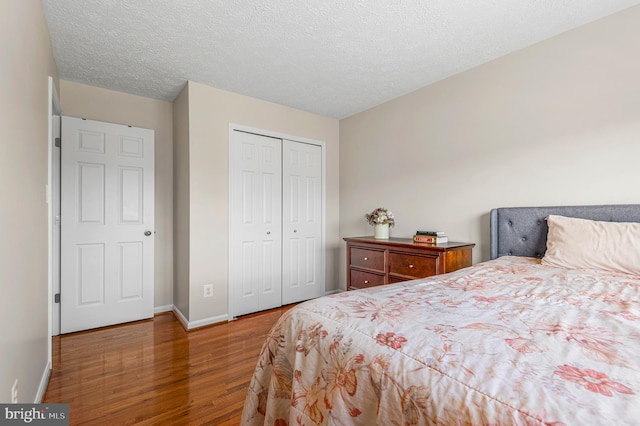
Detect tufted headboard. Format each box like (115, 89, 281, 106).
(490, 204, 640, 260)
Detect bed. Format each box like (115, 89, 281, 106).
(242, 205, 640, 425)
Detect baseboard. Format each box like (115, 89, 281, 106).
(172, 306, 189, 330)
(172, 306, 228, 330)
(187, 314, 229, 329)
(325, 289, 343, 296)
(154, 304, 173, 314)
(35, 361, 51, 403)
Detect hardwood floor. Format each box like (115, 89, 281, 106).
(43, 307, 292, 425)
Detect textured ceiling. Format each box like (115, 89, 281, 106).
(42, 0, 640, 119)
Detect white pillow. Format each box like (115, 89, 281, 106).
(541, 214, 640, 276)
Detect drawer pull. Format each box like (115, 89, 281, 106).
(364, 280, 369, 284)
(408, 264, 414, 269)
(363, 257, 368, 261)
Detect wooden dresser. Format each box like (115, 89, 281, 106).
(344, 237, 475, 291)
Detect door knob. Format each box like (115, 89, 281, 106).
(144, 230, 152, 236)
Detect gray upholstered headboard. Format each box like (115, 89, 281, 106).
(490, 204, 640, 259)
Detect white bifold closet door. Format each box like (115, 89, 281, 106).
(229, 130, 323, 317)
(229, 132, 283, 317)
(281, 139, 323, 305)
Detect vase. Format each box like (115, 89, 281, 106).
(374, 223, 390, 239)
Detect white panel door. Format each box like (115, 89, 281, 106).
(282, 140, 324, 304)
(229, 131, 282, 317)
(61, 116, 154, 333)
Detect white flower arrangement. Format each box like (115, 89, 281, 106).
(365, 208, 395, 227)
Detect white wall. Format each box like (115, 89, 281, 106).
(59, 80, 174, 310)
(340, 5, 640, 286)
(0, 0, 59, 403)
(172, 84, 190, 318)
(181, 81, 340, 323)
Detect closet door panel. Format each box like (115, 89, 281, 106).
(229, 131, 282, 316)
(282, 140, 324, 304)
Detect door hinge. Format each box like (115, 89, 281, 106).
(54, 293, 61, 303)
(55, 137, 61, 148)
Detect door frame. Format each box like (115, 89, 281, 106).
(47, 76, 61, 354)
(227, 124, 326, 318)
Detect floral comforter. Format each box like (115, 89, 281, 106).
(241, 257, 640, 425)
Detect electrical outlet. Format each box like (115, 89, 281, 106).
(11, 379, 18, 403)
(203, 284, 214, 298)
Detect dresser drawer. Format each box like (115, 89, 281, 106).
(350, 247, 385, 272)
(389, 252, 438, 278)
(349, 269, 385, 290)
(388, 276, 408, 284)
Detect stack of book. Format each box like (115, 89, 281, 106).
(413, 230, 448, 244)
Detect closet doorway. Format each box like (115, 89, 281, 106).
(228, 126, 325, 317)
